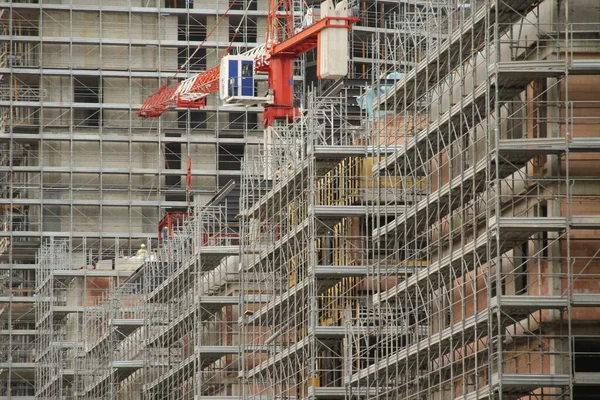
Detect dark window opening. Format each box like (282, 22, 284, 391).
(228, 112, 257, 131)
(217, 143, 244, 221)
(515, 242, 528, 295)
(164, 134, 185, 203)
(573, 386, 598, 399)
(74, 76, 100, 103)
(491, 277, 498, 298)
(178, 111, 208, 130)
(540, 203, 549, 258)
(73, 76, 102, 127)
(218, 143, 244, 172)
(574, 338, 600, 373)
(230, 0, 257, 11)
(76, 110, 102, 127)
(178, 15, 206, 41)
(229, 16, 257, 43)
(177, 47, 206, 71)
(164, 142, 182, 170)
(165, 0, 192, 8)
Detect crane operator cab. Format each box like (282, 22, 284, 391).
(220, 55, 273, 106)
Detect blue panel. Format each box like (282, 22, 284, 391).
(228, 59, 238, 97)
(241, 60, 254, 97)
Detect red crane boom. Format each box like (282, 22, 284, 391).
(137, 1, 358, 127)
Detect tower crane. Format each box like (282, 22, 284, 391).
(137, 0, 358, 127)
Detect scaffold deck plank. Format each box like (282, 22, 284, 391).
(0, 362, 35, 370)
(52, 269, 135, 278)
(111, 360, 145, 382)
(313, 264, 418, 278)
(454, 373, 571, 399)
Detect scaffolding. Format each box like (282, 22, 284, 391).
(32, 203, 240, 399)
(0, 0, 270, 396)
(239, 1, 600, 399)
(4, 0, 600, 398)
(1, 1, 415, 396)
(142, 204, 241, 399)
(78, 280, 148, 399)
(34, 239, 139, 399)
(359, 0, 600, 398)
(71, 202, 242, 399)
(240, 89, 377, 399)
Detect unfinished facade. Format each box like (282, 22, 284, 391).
(240, 0, 600, 399)
(362, 0, 600, 398)
(2, 0, 600, 398)
(35, 240, 138, 399)
(74, 203, 242, 399)
(0, 0, 268, 396)
(1, 1, 406, 397)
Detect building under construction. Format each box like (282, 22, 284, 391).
(1, 0, 600, 399)
(0, 0, 270, 396)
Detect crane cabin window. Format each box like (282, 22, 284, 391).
(242, 62, 253, 78)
